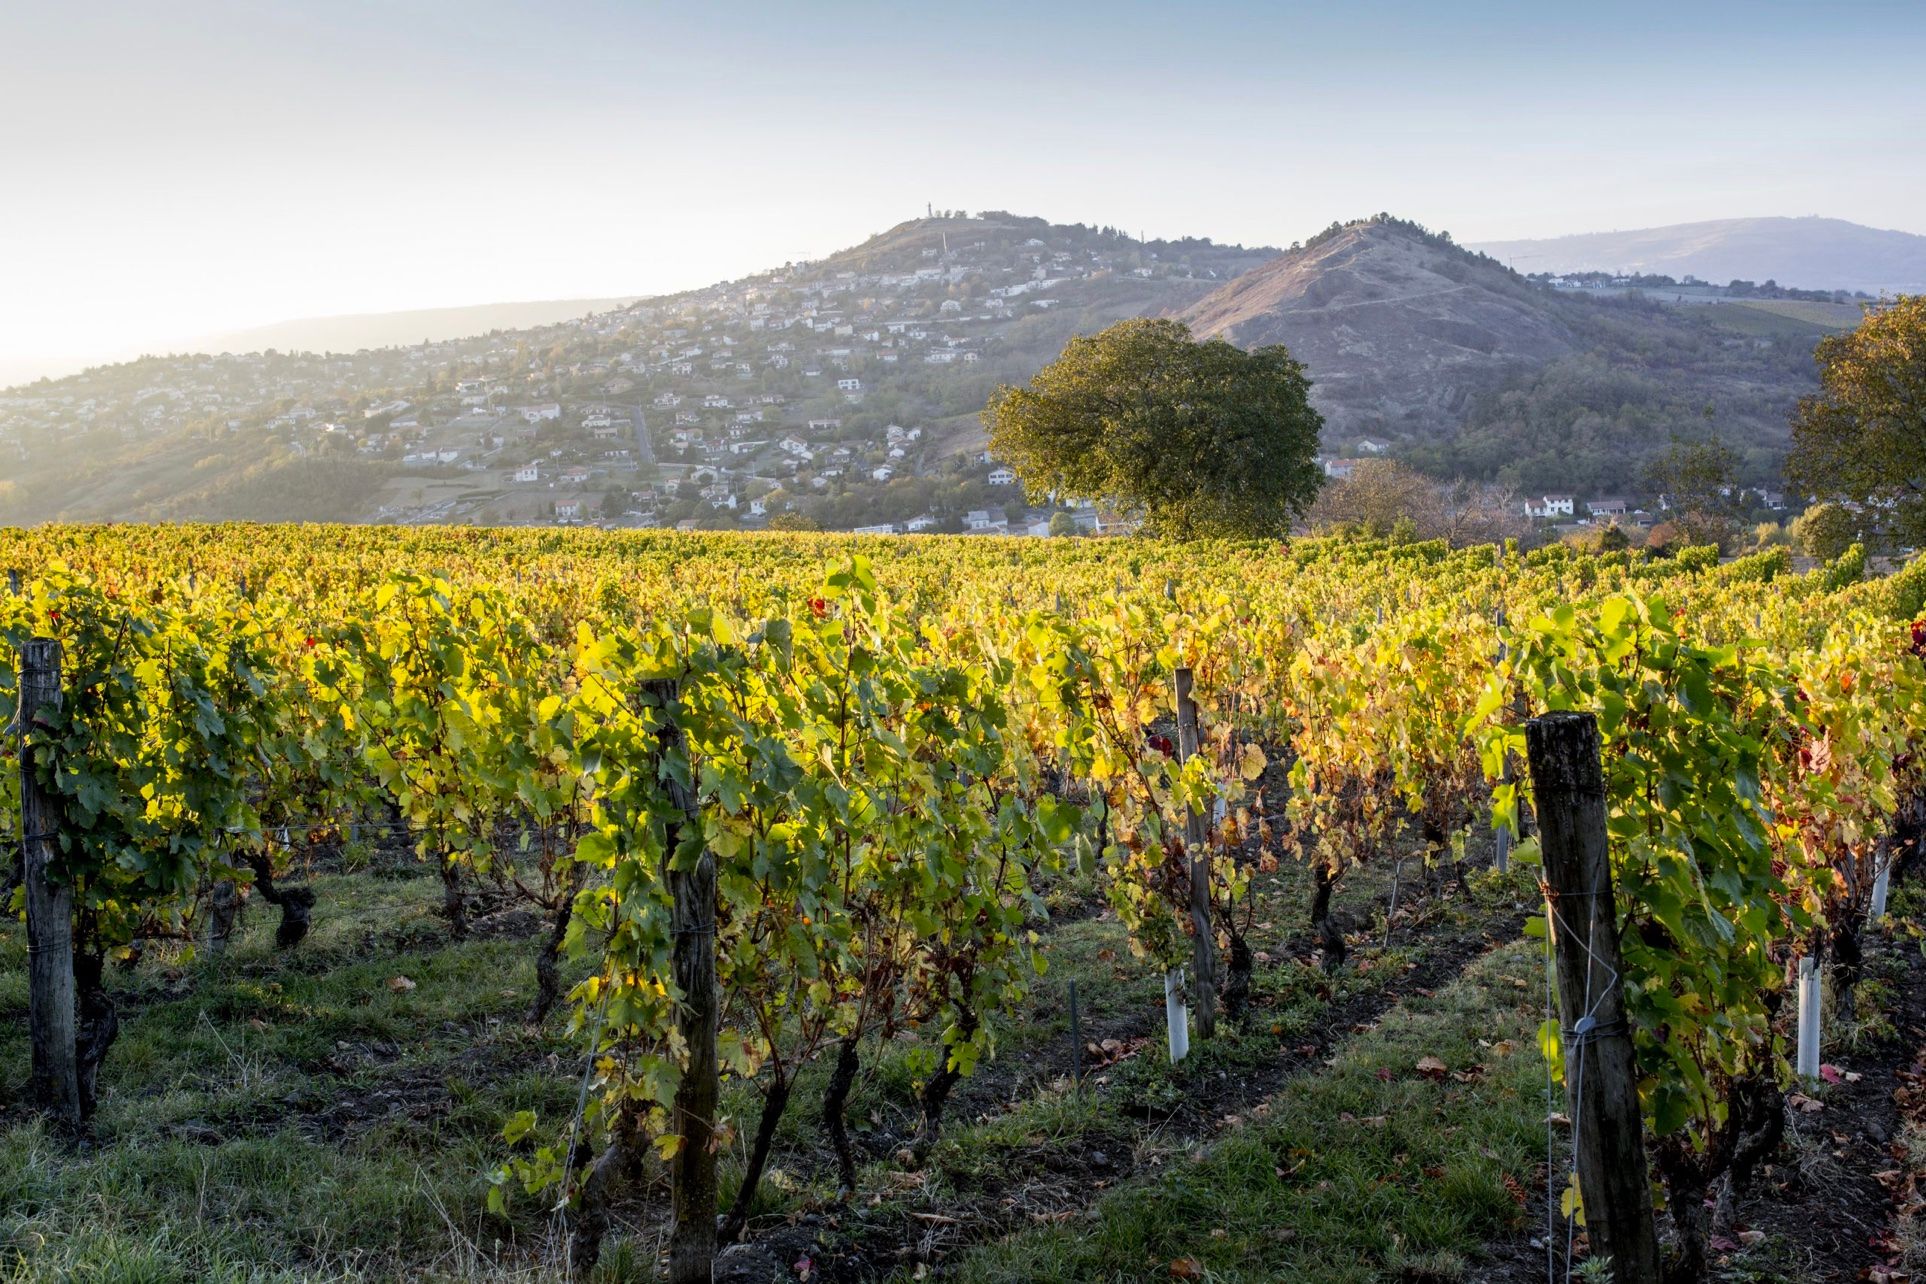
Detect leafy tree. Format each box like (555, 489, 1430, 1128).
(1790, 501, 1857, 561)
(1646, 439, 1740, 550)
(1309, 458, 1523, 547)
(1787, 296, 1926, 546)
(1047, 510, 1077, 538)
(982, 318, 1323, 539)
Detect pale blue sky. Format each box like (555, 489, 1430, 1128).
(3, 0, 1922, 375)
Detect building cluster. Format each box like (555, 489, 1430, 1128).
(3, 216, 1259, 532)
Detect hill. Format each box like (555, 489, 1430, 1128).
(0, 214, 1275, 529)
(1177, 218, 1578, 442)
(1178, 216, 1824, 497)
(0, 210, 1869, 528)
(1467, 216, 1926, 295)
(186, 297, 647, 359)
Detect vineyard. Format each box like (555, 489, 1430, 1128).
(3, 523, 1925, 1284)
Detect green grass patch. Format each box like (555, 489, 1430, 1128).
(944, 940, 1549, 1284)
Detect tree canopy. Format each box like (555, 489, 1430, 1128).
(982, 318, 1323, 539)
(1787, 295, 1926, 547)
(1645, 438, 1741, 550)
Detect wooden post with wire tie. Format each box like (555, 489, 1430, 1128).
(20, 637, 82, 1129)
(1526, 710, 1661, 1284)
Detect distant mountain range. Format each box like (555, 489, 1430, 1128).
(1467, 217, 1926, 295)
(186, 297, 647, 359)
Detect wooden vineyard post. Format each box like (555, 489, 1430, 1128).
(1493, 605, 1512, 873)
(1526, 711, 1661, 1284)
(644, 678, 719, 1284)
(1173, 667, 1216, 1041)
(20, 638, 82, 1129)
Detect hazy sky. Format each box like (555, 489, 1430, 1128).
(4, 0, 1923, 379)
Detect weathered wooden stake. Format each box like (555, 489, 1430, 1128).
(644, 678, 719, 1284)
(20, 639, 81, 1128)
(1526, 711, 1661, 1284)
(1173, 667, 1216, 1041)
(1493, 605, 1512, 873)
(1068, 979, 1082, 1094)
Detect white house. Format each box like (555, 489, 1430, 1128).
(510, 463, 540, 484)
(836, 377, 862, 392)
(1585, 497, 1630, 520)
(1524, 494, 1576, 519)
(519, 403, 562, 423)
(987, 467, 1016, 486)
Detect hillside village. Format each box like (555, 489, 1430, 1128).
(0, 214, 1275, 532)
(0, 211, 1863, 537)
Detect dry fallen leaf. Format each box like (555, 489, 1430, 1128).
(1169, 1257, 1206, 1279)
(1415, 1055, 1448, 1079)
(387, 975, 416, 992)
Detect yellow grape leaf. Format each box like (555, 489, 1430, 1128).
(1238, 742, 1267, 782)
(1559, 1173, 1585, 1226)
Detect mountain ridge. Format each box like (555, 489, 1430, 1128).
(1467, 216, 1926, 294)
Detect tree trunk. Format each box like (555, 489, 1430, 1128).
(528, 863, 583, 1025)
(719, 1074, 793, 1243)
(1712, 1076, 1783, 1235)
(569, 1129, 638, 1279)
(243, 849, 314, 950)
(1657, 1147, 1711, 1284)
(911, 1007, 978, 1163)
(1829, 919, 1864, 1024)
(203, 878, 241, 959)
(822, 1035, 863, 1196)
(439, 855, 468, 939)
(1221, 929, 1253, 1022)
(73, 951, 119, 1121)
(1310, 859, 1345, 974)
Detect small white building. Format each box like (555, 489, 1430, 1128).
(1524, 494, 1576, 519)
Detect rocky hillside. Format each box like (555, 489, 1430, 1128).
(1177, 218, 1576, 441)
(1178, 216, 1827, 497)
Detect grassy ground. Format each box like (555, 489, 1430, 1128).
(44, 828, 1918, 1283)
(943, 939, 1549, 1284)
(10, 842, 1911, 1282)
